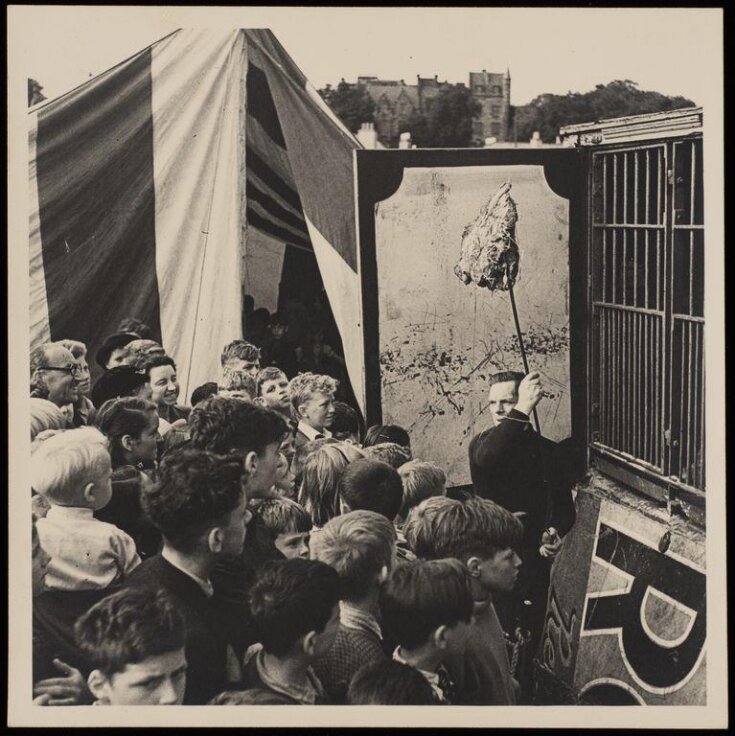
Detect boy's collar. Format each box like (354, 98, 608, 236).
(297, 420, 332, 441)
(161, 547, 214, 597)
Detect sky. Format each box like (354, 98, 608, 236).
(12, 6, 721, 107)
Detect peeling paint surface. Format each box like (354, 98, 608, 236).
(375, 165, 571, 485)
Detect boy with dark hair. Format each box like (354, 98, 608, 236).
(124, 447, 250, 704)
(188, 396, 287, 500)
(91, 365, 152, 409)
(190, 381, 219, 407)
(255, 498, 312, 560)
(310, 511, 395, 702)
(363, 423, 411, 451)
(241, 558, 341, 704)
(379, 558, 475, 703)
(338, 459, 403, 521)
(362, 442, 411, 469)
(347, 660, 436, 705)
(74, 588, 187, 705)
(189, 396, 290, 620)
(221, 339, 261, 377)
(329, 401, 362, 445)
(419, 495, 523, 704)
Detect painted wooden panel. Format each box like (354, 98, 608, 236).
(373, 164, 571, 485)
(540, 485, 706, 704)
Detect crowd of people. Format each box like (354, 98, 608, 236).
(28, 308, 576, 707)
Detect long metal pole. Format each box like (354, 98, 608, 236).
(508, 282, 542, 435)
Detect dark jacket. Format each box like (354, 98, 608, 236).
(95, 466, 161, 559)
(468, 409, 576, 547)
(124, 555, 233, 704)
(312, 623, 385, 703)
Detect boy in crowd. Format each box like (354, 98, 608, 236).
(241, 558, 341, 704)
(362, 442, 411, 469)
(32, 427, 140, 592)
(402, 496, 461, 560)
(338, 459, 413, 560)
(91, 365, 153, 409)
(420, 496, 523, 704)
(124, 447, 250, 704)
(74, 588, 187, 705)
(255, 498, 312, 560)
(338, 459, 403, 521)
(379, 559, 475, 704)
(188, 397, 289, 626)
(329, 401, 362, 445)
(190, 381, 219, 407)
(310, 511, 395, 702)
(397, 460, 447, 524)
(363, 424, 411, 452)
(347, 660, 436, 705)
(31, 427, 141, 678)
(218, 368, 257, 402)
(221, 339, 261, 378)
(256, 367, 292, 421)
(288, 372, 338, 449)
(95, 332, 140, 371)
(188, 397, 287, 503)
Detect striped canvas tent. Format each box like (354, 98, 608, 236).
(29, 28, 365, 410)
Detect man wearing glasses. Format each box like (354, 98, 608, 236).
(30, 343, 82, 409)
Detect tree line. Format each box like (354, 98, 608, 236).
(318, 79, 694, 147)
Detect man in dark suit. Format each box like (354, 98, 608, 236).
(468, 371, 576, 685)
(124, 447, 251, 704)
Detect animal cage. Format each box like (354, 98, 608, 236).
(562, 109, 705, 514)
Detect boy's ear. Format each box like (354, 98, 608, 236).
(466, 556, 483, 577)
(302, 630, 317, 657)
(297, 403, 309, 419)
(120, 434, 135, 452)
(243, 450, 258, 475)
(377, 565, 389, 584)
(339, 498, 350, 514)
(87, 670, 111, 704)
(207, 526, 224, 554)
(433, 624, 449, 650)
(82, 482, 96, 504)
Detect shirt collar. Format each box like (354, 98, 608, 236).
(392, 647, 444, 701)
(46, 505, 94, 519)
(297, 421, 332, 442)
(161, 547, 214, 598)
(339, 601, 382, 640)
(250, 644, 323, 705)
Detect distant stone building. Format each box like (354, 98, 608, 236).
(468, 69, 512, 145)
(354, 69, 511, 147)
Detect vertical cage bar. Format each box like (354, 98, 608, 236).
(643, 148, 651, 224)
(690, 142, 696, 227)
(689, 230, 695, 316)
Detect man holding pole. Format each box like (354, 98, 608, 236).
(468, 370, 576, 699)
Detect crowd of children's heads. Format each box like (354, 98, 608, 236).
(29, 310, 526, 708)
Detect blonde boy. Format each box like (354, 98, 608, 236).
(288, 372, 338, 449)
(32, 427, 140, 591)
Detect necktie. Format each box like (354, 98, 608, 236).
(436, 665, 456, 704)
